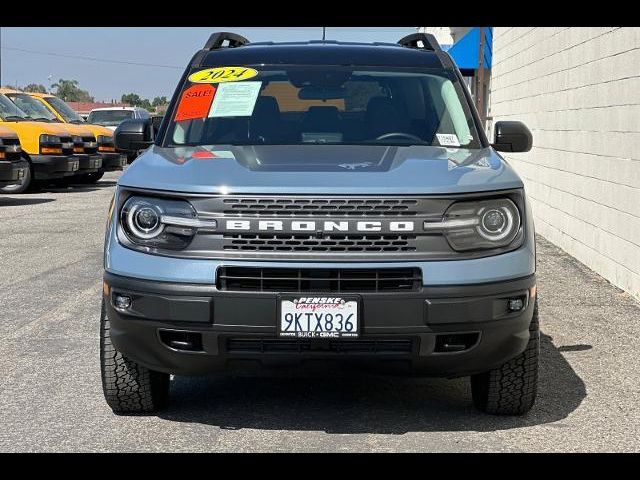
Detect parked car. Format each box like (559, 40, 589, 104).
(102, 32, 537, 415)
(0, 93, 79, 193)
(0, 126, 29, 189)
(29, 93, 128, 181)
(88, 106, 150, 131)
(1, 89, 102, 184)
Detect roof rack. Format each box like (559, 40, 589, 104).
(203, 32, 250, 51)
(397, 33, 442, 52)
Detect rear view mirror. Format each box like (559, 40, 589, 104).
(114, 118, 153, 152)
(493, 121, 533, 153)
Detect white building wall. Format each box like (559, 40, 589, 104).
(489, 27, 640, 300)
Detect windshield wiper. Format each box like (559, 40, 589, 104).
(3, 115, 26, 121)
(69, 120, 85, 124)
(31, 117, 52, 122)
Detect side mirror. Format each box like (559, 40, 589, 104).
(493, 121, 533, 153)
(114, 118, 153, 152)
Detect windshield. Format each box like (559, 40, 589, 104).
(87, 109, 134, 126)
(0, 94, 28, 121)
(165, 66, 481, 148)
(6, 93, 59, 122)
(45, 96, 85, 123)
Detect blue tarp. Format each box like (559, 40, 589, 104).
(445, 27, 492, 70)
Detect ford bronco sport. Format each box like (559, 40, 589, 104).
(102, 32, 538, 415)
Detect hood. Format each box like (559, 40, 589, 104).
(85, 124, 115, 137)
(0, 125, 19, 139)
(118, 144, 523, 195)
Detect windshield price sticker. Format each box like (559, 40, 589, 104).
(188, 67, 258, 84)
(208, 81, 262, 118)
(436, 133, 461, 147)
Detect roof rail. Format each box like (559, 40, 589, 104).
(203, 32, 250, 51)
(397, 33, 441, 52)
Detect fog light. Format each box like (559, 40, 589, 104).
(508, 298, 524, 312)
(114, 294, 132, 310)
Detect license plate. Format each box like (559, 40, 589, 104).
(16, 169, 25, 180)
(279, 296, 359, 338)
(72, 161, 79, 171)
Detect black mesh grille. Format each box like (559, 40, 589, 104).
(222, 197, 419, 216)
(226, 337, 415, 354)
(223, 234, 417, 252)
(217, 267, 422, 292)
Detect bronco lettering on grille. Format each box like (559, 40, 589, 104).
(225, 220, 415, 233)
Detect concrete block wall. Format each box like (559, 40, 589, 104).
(488, 27, 640, 300)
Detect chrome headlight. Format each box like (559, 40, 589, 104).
(97, 135, 116, 152)
(120, 195, 216, 250)
(425, 198, 522, 251)
(39, 134, 61, 145)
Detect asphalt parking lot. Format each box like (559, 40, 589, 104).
(0, 171, 638, 452)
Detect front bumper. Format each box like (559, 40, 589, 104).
(75, 154, 102, 174)
(99, 152, 127, 172)
(30, 155, 79, 179)
(104, 271, 536, 378)
(0, 160, 28, 187)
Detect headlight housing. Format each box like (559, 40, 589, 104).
(39, 134, 62, 154)
(120, 195, 216, 250)
(97, 135, 116, 152)
(425, 198, 522, 251)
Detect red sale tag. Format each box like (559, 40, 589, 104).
(174, 84, 216, 122)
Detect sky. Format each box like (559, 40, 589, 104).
(0, 27, 417, 102)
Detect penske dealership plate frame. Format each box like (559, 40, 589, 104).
(277, 295, 361, 339)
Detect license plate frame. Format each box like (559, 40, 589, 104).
(277, 295, 361, 339)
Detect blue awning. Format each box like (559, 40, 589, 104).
(445, 27, 492, 70)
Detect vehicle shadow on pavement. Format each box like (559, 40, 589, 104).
(158, 332, 587, 433)
(0, 197, 55, 207)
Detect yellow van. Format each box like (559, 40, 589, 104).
(28, 93, 127, 182)
(0, 93, 79, 193)
(0, 126, 29, 190)
(0, 88, 103, 183)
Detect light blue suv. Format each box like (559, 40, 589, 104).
(102, 32, 538, 415)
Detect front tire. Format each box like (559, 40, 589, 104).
(100, 299, 170, 414)
(0, 159, 33, 194)
(471, 299, 539, 415)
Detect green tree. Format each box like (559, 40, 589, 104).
(23, 83, 48, 94)
(51, 79, 93, 102)
(121, 93, 143, 107)
(152, 96, 168, 107)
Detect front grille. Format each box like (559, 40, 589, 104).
(226, 337, 415, 354)
(223, 234, 417, 252)
(82, 136, 98, 154)
(60, 136, 73, 155)
(222, 197, 419, 216)
(217, 267, 422, 292)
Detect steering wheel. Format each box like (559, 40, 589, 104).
(375, 132, 424, 142)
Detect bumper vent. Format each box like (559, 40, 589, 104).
(226, 337, 415, 354)
(223, 233, 416, 252)
(217, 267, 422, 293)
(222, 197, 419, 216)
